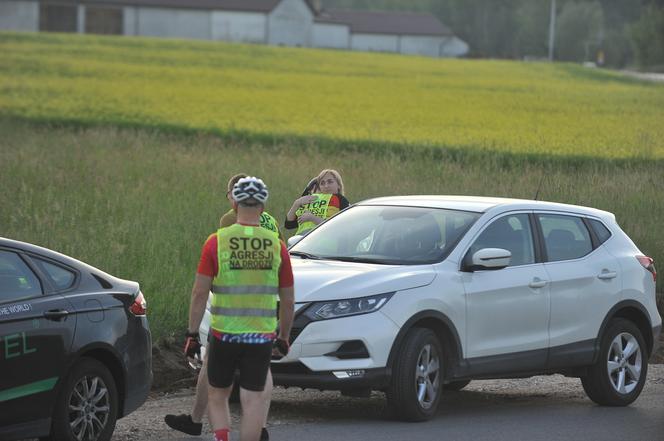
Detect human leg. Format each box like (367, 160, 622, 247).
(207, 338, 242, 437)
(237, 342, 273, 441)
(208, 384, 233, 434)
(260, 370, 273, 439)
(164, 351, 209, 435)
(191, 352, 209, 422)
(239, 388, 264, 441)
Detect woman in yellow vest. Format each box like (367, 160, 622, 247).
(284, 169, 350, 236)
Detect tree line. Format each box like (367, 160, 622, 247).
(324, 0, 664, 70)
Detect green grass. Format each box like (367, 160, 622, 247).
(1, 31, 662, 339)
(1, 120, 662, 340)
(1, 31, 664, 158)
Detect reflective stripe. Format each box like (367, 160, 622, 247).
(210, 307, 275, 317)
(211, 285, 279, 295)
(0, 377, 58, 403)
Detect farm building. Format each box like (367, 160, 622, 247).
(0, 0, 469, 57)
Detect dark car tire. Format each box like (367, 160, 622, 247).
(443, 380, 471, 391)
(386, 328, 443, 422)
(581, 318, 648, 406)
(50, 357, 119, 441)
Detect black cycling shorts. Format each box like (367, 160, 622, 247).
(207, 338, 272, 392)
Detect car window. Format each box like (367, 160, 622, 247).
(292, 205, 481, 265)
(0, 250, 42, 302)
(469, 214, 535, 267)
(538, 214, 593, 262)
(588, 219, 612, 245)
(32, 257, 76, 291)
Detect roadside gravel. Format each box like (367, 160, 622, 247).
(112, 364, 664, 441)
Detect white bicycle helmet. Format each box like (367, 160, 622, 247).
(231, 176, 269, 205)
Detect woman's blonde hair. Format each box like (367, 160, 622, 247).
(315, 169, 344, 195)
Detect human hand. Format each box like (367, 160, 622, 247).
(273, 338, 290, 357)
(183, 332, 201, 359)
(297, 210, 316, 223)
(296, 195, 316, 207)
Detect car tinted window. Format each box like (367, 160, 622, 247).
(32, 257, 76, 291)
(0, 251, 42, 302)
(292, 205, 481, 265)
(469, 214, 535, 267)
(589, 219, 612, 245)
(538, 214, 593, 262)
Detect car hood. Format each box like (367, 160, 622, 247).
(291, 258, 436, 302)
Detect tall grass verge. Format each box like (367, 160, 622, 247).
(1, 120, 662, 340)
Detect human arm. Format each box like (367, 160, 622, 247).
(277, 286, 295, 342)
(297, 211, 324, 225)
(286, 195, 316, 222)
(187, 234, 217, 335)
(187, 274, 212, 335)
(276, 241, 295, 344)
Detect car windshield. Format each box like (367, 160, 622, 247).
(291, 205, 481, 265)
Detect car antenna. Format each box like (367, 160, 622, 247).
(534, 171, 546, 201)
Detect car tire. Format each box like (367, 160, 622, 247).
(581, 318, 648, 406)
(443, 380, 471, 391)
(386, 328, 443, 421)
(50, 357, 118, 441)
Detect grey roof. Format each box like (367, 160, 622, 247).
(42, 0, 282, 12)
(316, 9, 453, 37)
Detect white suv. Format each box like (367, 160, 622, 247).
(202, 196, 661, 421)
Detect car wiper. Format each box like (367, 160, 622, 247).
(290, 251, 322, 260)
(324, 256, 396, 265)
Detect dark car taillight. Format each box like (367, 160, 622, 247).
(130, 291, 147, 316)
(636, 255, 656, 282)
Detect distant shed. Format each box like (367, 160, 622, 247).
(0, 0, 469, 57)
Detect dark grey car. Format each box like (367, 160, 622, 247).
(0, 237, 152, 441)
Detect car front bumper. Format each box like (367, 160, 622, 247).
(271, 364, 391, 391)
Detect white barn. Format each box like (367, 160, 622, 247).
(0, 0, 469, 57)
(314, 9, 468, 57)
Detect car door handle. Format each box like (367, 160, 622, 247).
(529, 278, 548, 289)
(597, 270, 617, 280)
(44, 309, 69, 321)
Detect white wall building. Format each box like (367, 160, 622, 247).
(0, 0, 469, 57)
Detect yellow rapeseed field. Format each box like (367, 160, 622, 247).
(1, 31, 663, 158)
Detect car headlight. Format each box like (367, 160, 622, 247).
(303, 292, 394, 321)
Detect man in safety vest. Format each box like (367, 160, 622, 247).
(184, 177, 295, 441)
(165, 172, 283, 440)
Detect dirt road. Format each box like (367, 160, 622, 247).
(112, 364, 664, 441)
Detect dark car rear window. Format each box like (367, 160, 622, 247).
(32, 257, 76, 291)
(588, 219, 612, 245)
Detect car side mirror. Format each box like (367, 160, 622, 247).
(462, 248, 511, 272)
(287, 235, 304, 248)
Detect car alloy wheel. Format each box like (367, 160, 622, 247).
(68, 375, 111, 441)
(387, 328, 444, 421)
(415, 343, 440, 410)
(51, 358, 118, 441)
(581, 318, 648, 406)
(606, 332, 642, 395)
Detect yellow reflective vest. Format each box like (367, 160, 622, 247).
(295, 193, 334, 236)
(210, 224, 281, 334)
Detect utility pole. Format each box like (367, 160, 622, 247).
(548, 0, 557, 61)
